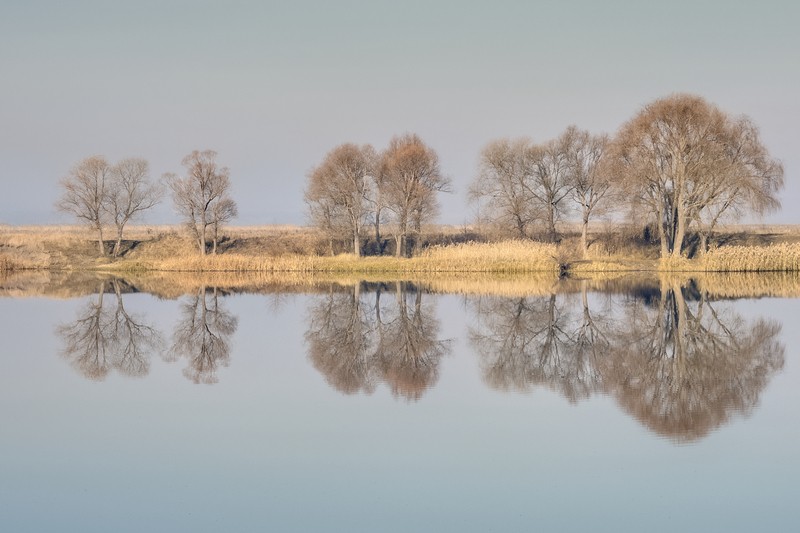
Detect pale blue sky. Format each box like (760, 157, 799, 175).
(1, 0, 797, 225)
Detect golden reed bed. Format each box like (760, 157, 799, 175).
(4, 225, 800, 275)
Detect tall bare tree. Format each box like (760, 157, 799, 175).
(469, 138, 538, 239)
(305, 143, 376, 256)
(56, 156, 111, 255)
(379, 134, 451, 257)
(167, 150, 237, 255)
(528, 134, 574, 242)
(107, 158, 161, 257)
(563, 127, 613, 257)
(607, 94, 783, 258)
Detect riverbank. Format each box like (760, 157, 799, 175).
(3, 224, 800, 275)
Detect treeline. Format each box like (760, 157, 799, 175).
(57, 150, 236, 257)
(309, 93, 784, 259)
(56, 93, 784, 260)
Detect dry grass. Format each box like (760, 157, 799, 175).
(104, 240, 560, 275)
(700, 243, 800, 272)
(7, 223, 800, 275)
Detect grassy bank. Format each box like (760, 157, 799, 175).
(106, 240, 561, 275)
(4, 224, 800, 275)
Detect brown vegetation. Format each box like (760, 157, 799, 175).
(5, 223, 800, 276)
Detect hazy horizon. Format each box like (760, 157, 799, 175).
(1, 0, 797, 226)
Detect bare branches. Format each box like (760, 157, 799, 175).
(167, 150, 237, 255)
(107, 158, 161, 257)
(305, 143, 376, 256)
(57, 156, 160, 257)
(56, 156, 111, 255)
(607, 94, 784, 258)
(380, 134, 451, 257)
(470, 138, 538, 239)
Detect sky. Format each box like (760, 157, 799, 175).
(0, 0, 798, 226)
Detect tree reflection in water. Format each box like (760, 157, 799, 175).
(306, 282, 450, 401)
(469, 279, 785, 441)
(469, 283, 609, 402)
(167, 286, 238, 384)
(57, 280, 162, 380)
(601, 279, 785, 441)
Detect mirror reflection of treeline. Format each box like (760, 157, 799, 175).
(57, 283, 238, 384)
(305, 282, 450, 401)
(54, 277, 786, 440)
(469, 280, 785, 441)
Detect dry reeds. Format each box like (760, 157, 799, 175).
(103, 239, 561, 275)
(700, 243, 800, 272)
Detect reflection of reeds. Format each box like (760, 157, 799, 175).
(696, 271, 800, 299)
(6, 267, 800, 301)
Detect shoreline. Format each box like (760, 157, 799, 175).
(4, 224, 800, 275)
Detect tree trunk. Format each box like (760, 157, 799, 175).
(581, 217, 589, 259)
(199, 219, 207, 256)
(547, 205, 557, 243)
(671, 204, 686, 259)
(97, 226, 105, 256)
(657, 205, 668, 259)
(353, 231, 361, 257)
(395, 233, 404, 258)
(114, 226, 123, 258)
(374, 207, 382, 255)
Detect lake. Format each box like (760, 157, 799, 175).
(1, 273, 798, 532)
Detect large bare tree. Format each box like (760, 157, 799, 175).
(167, 150, 237, 255)
(305, 143, 376, 256)
(56, 156, 111, 255)
(106, 158, 161, 257)
(607, 94, 783, 258)
(379, 134, 451, 257)
(528, 133, 575, 242)
(469, 138, 538, 239)
(563, 127, 613, 257)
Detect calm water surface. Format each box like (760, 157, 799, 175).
(0, 278, 798, 532)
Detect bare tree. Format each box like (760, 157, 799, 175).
(56, 156, 111, 255)
(563, 127, 613, 257)
(167, 150, 237, 255)
(469, 138, 538, 239)
(305, 143, 375, 256)
(470, 131, 578, 243)
(528, 134, 574, 242)
(106, 158, 161, 257)
(607, 94, 783, 258)
(210, 197, 238, 254)
(379, 134, 451, 257)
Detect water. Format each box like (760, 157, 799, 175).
(1, 276, 798, 532)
